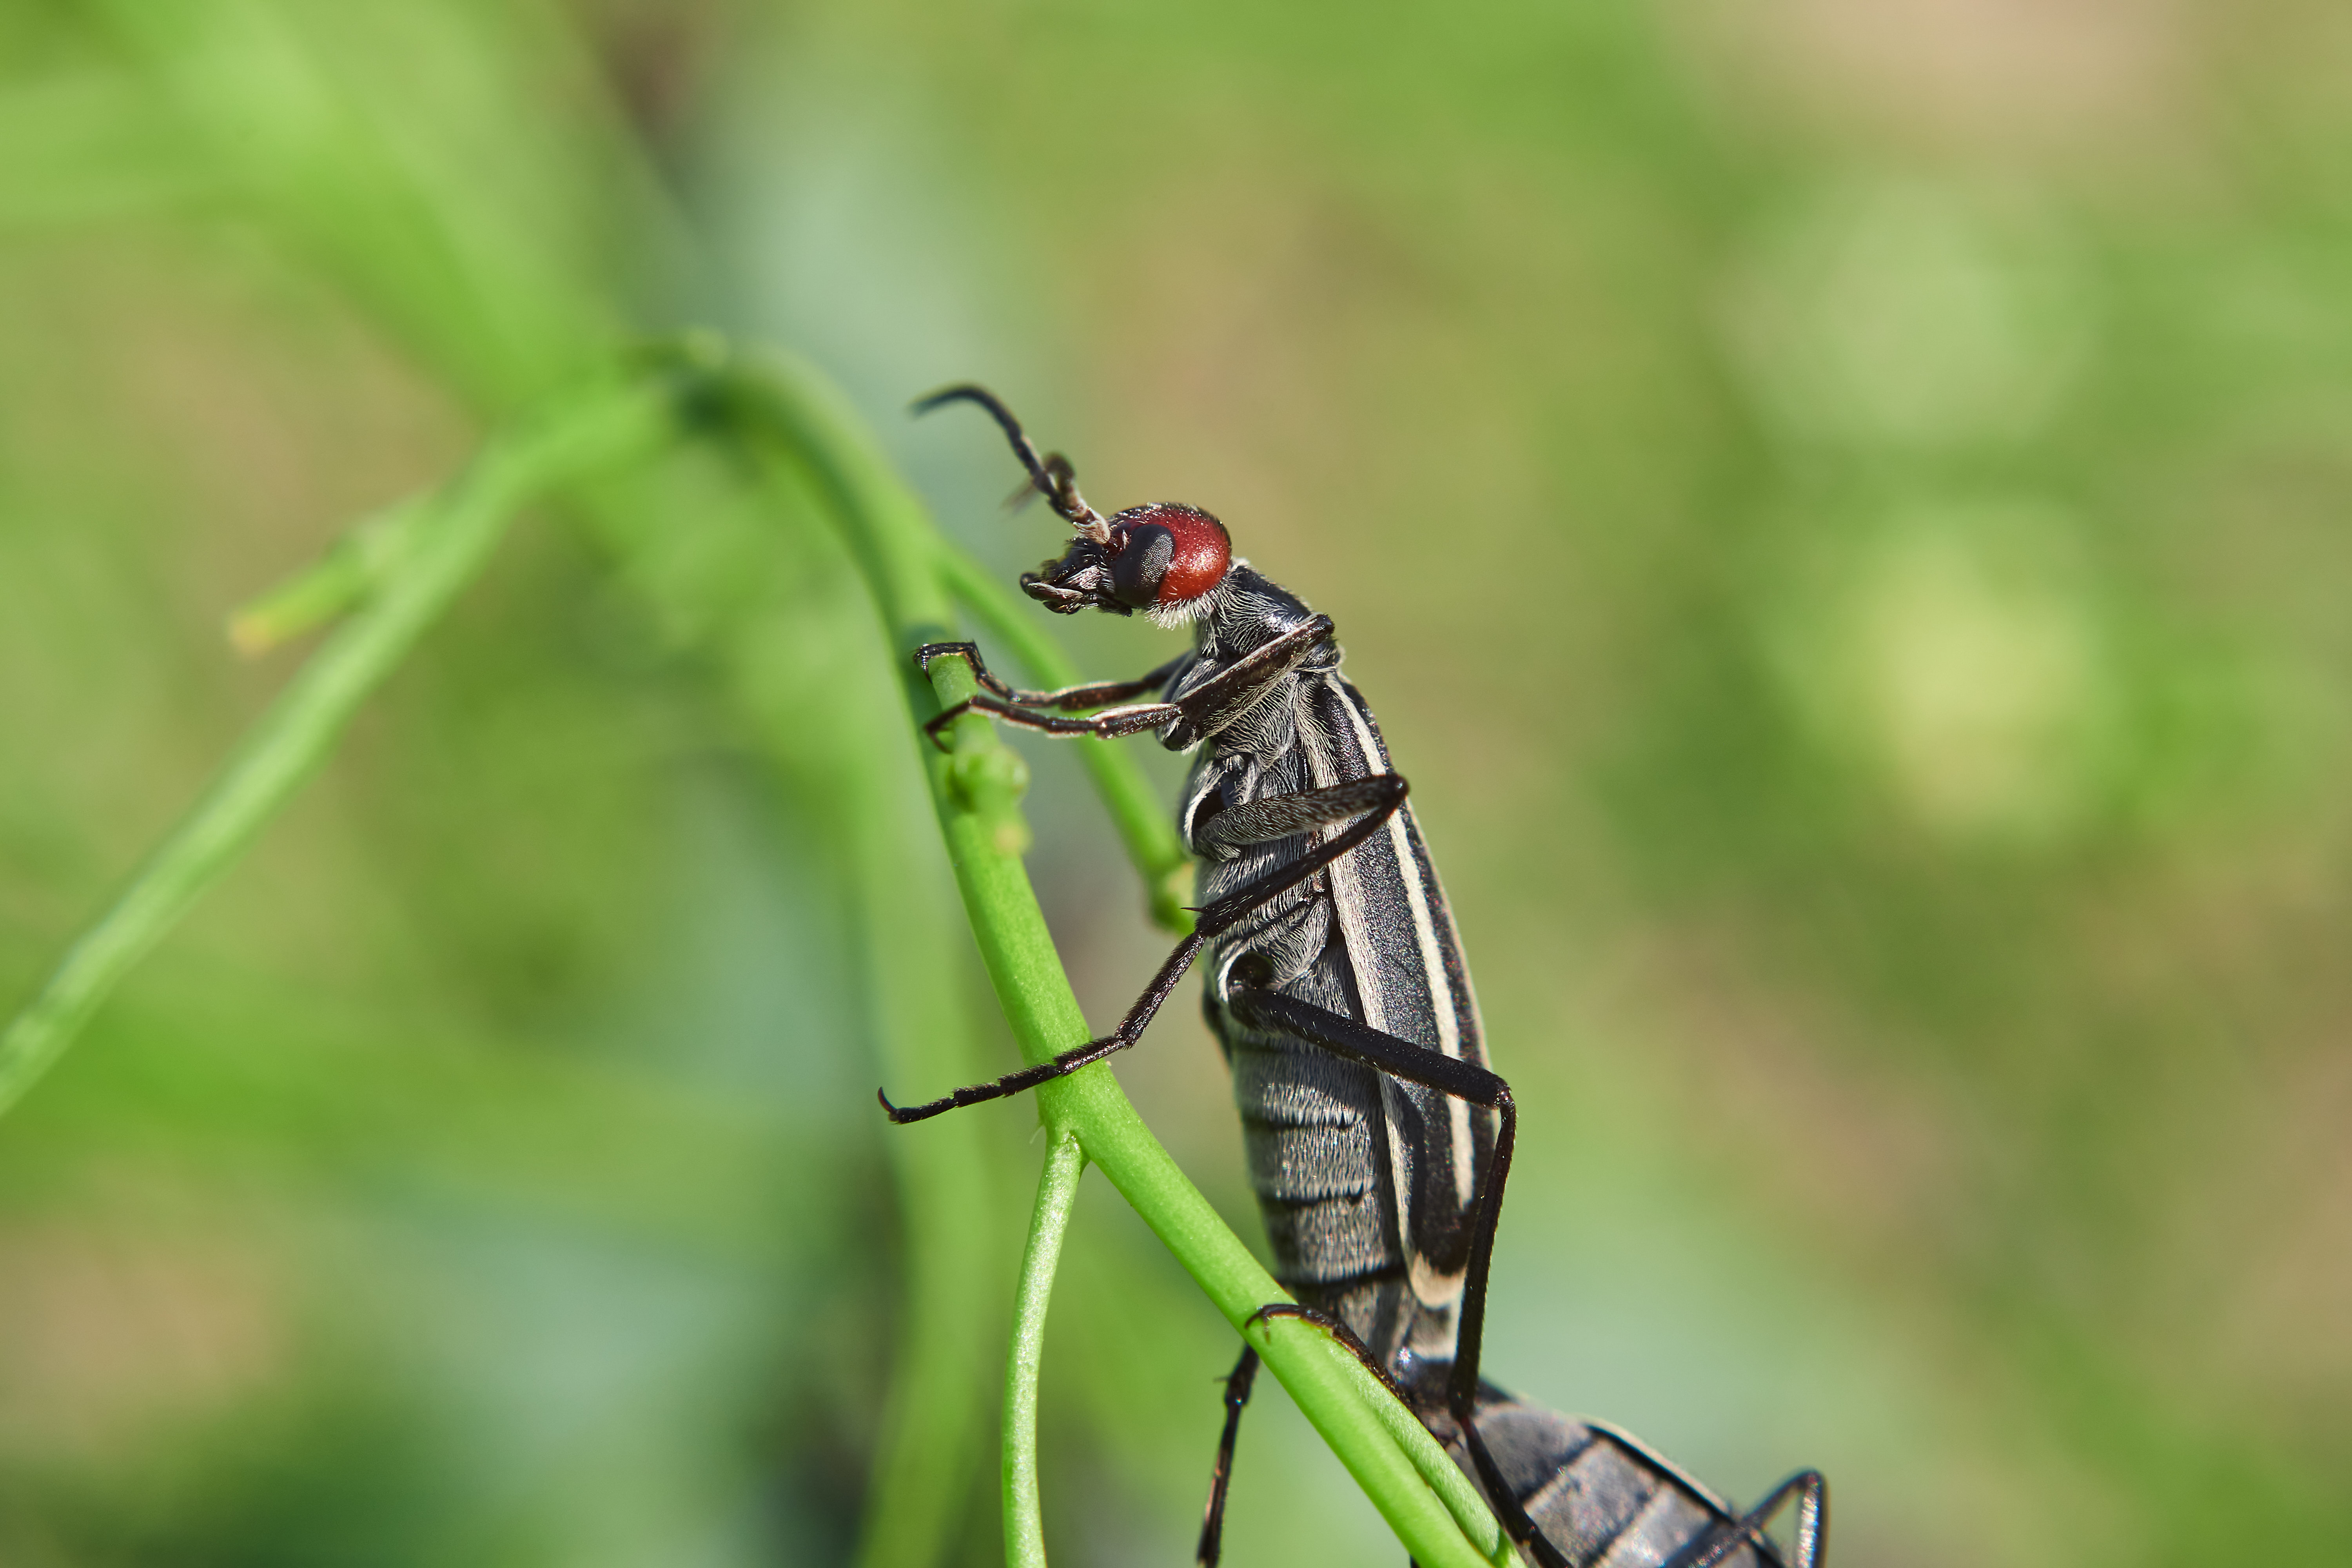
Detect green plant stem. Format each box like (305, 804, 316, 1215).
(0, 370, 671, 1118)
(1004, 1132, 1085, 1568)
(934, 543, 1194, 935)
(728, 348, 1510, 1568)
(1027, 1024, 1511, 1568)
(227, 494, 429, 653)
(845, 703, 1000, 1568)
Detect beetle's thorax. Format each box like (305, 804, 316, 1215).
(1194, 563, 1331, 666)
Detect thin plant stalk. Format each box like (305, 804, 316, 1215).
(0, 370, 671, 1116)
(1004, 1132, 1086, 1568)
(844, 685, 1002, 1568)
(1, 354, 996, 1568)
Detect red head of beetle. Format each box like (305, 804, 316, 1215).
(908, 383, 1234, 618)
(1022, 502, 1232, 618)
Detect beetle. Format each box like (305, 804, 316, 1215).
(882, 385, 1827, 1568)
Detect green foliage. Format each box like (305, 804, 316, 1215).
(5, 3, 2352, 1566)
(0, 333, 1513, 1566)
(0, 370, 673, 1117)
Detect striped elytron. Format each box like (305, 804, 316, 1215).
(883, 387, 1826, 1568)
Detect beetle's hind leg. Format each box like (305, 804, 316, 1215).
(1234, 1004, 1831, 1568)
(1243, 1303, 1414, 1405)
(1197, 1305, 1425, 1568)
(1195, 1345, 1259, 1568)
(1221, 987, 1571, 1568)
(1196, 1306, 1430, 1568)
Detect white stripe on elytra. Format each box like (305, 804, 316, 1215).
(1292, 686, 1443, 1307)
(1327, 683, 1476, 1218)
(1298, 690, 1386, 1034)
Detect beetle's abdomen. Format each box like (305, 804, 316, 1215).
(1197, 801, 1401, 1283)
(1226, 1018, 1396, 1284)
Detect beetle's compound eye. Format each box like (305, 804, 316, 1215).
(1228, 951, 1277, 991)
(1107, 505, 1231, 609)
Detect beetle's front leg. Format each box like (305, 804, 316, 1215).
(912, 618, 1336, 752)
(914, 642, 1187, 710)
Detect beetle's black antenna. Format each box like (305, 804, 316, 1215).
(913, 383, 1111, 544)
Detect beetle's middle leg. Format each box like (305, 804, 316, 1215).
(878, 775, 1407, 1123)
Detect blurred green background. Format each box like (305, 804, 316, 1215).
(4, 2, 2350, 1564)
